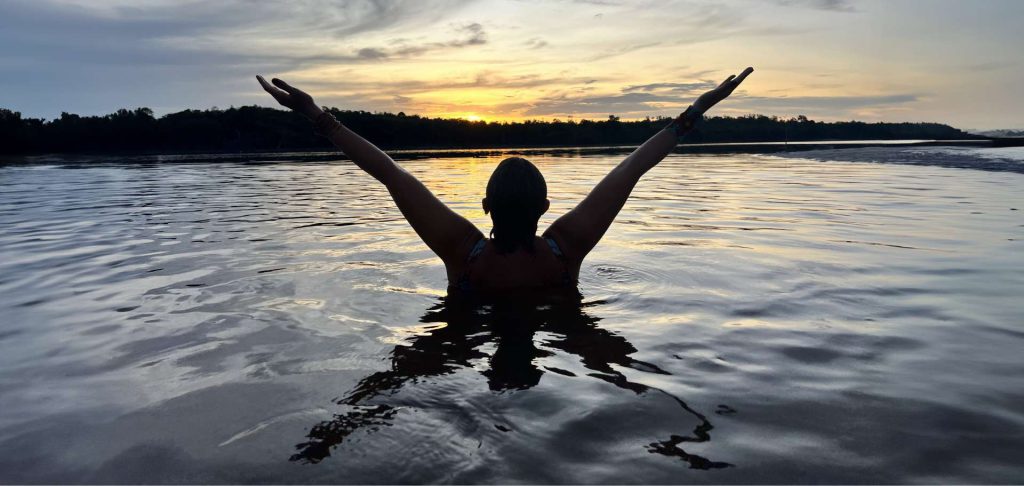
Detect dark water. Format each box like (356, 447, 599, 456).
(1, 148, 1022, 483)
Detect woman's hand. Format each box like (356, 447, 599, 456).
(257, 75, 323, 120)
(691, 67, 753, 115)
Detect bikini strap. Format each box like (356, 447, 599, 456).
(467, 238, 487, 262)
(455, 238, 487, 293)
(545, 237, 565, 260)
(545, 237, 574, 286)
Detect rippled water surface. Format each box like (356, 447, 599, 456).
(1, 148, 1023, 483)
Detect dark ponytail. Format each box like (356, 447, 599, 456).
(485, 157, 547, 253)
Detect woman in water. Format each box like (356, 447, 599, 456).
(257, 67, 753, 295)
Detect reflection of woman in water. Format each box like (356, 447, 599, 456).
(258, 67, 752, 295)
(290, 298, 732, 470)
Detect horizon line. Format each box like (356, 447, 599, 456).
(1, 105, 983, 131)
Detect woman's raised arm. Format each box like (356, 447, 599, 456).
(543, 67, 753, 270)
(257, 76, 482, 269)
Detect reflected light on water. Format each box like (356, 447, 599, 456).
(0, 148, 1021, 483)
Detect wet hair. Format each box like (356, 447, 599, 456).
(485, 157, 547, 253)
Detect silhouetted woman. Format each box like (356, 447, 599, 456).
(257, 67, 753, 295)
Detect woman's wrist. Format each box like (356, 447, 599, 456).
(665, 105, 702, 137)
(312, 110, 342, 137)
(301, 105, 325, 120)
(690, 100, 710, 116)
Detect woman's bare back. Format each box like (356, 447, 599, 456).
(456, 236, 573, 293)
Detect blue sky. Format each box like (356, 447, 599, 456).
(1, 0, 1021, 129)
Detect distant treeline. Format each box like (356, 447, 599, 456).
(973, 128, 1024, 138)
(0, 106, 982, 155)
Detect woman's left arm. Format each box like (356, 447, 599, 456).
(544, 67, 753, 266)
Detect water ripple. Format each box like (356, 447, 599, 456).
(0, 151, 1022, 483)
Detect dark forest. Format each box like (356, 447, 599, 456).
(0, 106, 981, 155)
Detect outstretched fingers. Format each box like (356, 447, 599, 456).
(717, 67, 755, 90)
(719, 67, 754, 97)
(257, 75, 289, 103)
(271, 77, 299, 95)
(734, 66, 754, 85)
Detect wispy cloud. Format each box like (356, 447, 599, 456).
(773, 0, 858, 12)
(731, 94, 920, 111)
(0, 0, 474, 70)
(0, 0, 479, 114)
(348, 22, 488, 60)
(520, 89, 920, 120)
(524, 38, 549, 49)
(585, 41, 664, 62)
(297, 70, 596, 95)
(523, 93, 683, 117)
(623, 81, 719, 94)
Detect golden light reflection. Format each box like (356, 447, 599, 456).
(409, 156, 499, 223)
(258, 297, 326, 310)
(380, 322, 449, 345)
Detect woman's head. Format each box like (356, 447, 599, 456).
(483, 157, 549, 253)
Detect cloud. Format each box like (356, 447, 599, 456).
(0, 0, 474, 70)
(773, 0, 858, 12)
(455, 22, 488, 45)
(524, 38, 549, 49)
(964, 61, 1013, 72)
(523, 91, 688, 117)
(623, 81, 718, 95)
(585, 41, 664, 62)
(295, 71, 598, 100)
(518, 84, 920, 120)
(388, 22, 488, 56)
(357, 48, 390, 60)
(731, 94, 920, 111)
(341, 22, 488, 60)
(518, 77, 717, 118)
(2, 0, 1018, 129)
(0, 0, 481, 116)
(570, 0, 623, 5)
(578, 2, 811, 62)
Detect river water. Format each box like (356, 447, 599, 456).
(1, 146, 1022, 483)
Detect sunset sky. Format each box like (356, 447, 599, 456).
(1, 0, 1021, 129)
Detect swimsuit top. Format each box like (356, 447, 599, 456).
(454, 237, 573, 294)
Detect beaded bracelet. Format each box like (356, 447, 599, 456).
(313, 110, 342, 137)
(665, 105, 703, 137)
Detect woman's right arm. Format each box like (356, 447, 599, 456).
(257, 76, 482, 268)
